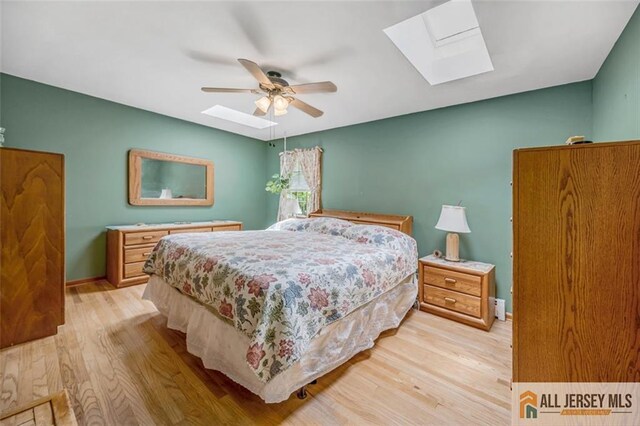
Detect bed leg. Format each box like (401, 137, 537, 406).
(296, 386, 308, 399)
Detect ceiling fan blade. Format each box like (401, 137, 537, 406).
(288, 81, 337, 94)
(289, 98, 324, 118)
(201, 87, 259, 94)
(253, 107, 267, 117)
(238, 59, 275, 89)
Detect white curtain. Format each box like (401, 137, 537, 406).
(277, 150, 298, 222)
(276, 147, 322, 222)
(298, 147, 322, 216)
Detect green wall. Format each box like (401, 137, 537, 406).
(593, 6, 640, 141)
(266, 82, 594, 313)
(1, 74, 268, 281)
(4, 3, 639, 311)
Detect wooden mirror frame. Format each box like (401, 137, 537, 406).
(128, 149, 214, 206)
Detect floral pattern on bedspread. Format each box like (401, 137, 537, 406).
(143, 217, 417, 382)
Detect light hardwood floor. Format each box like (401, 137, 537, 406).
(0, 281, 512, 425)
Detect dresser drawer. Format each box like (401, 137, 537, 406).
(169, 227, 212, 235)
(124, 245, 156, 264)
(124, 261, 147, 278)
(424, 285, 481, 318)
(423, 266, 481, 297)
(124, 230, 168, 246)
(211, 225, 242, 232)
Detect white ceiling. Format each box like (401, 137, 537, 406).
(2, 1, 638, 141)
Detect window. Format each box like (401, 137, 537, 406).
(288, 164, 311, 216)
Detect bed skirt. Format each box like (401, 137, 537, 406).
(143, 273, 417, 403)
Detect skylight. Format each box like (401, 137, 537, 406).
(383, 0, 493, 85)
(201, 105, 278, 129)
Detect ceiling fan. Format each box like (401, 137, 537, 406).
(201, 59, 337, 118)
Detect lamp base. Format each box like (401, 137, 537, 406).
(445, 233, 460, 262)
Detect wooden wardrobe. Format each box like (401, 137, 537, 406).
(1, 147, 65, 349)
(512, 140, 640, 382)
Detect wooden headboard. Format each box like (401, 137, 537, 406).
(309, 209, 413, 235)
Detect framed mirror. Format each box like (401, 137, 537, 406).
(128, 149, 214, 206)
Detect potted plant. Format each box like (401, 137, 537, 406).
(265, 174, 290, 194)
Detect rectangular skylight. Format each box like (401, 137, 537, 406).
(201, 105, 277, 129)
(383, 0, 493, 85)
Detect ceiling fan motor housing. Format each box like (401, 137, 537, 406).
(266, 70, 289, 87)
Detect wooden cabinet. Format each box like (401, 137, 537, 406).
(0, 148, 65, 349)
(418, 255, 495, 331)
(513, 140, 640, 382)
(106, 221, 242, 287)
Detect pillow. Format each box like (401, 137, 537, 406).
(342, 225, 418, 259)
(267, 217, 354, 236)
(266, 218, 312, 232)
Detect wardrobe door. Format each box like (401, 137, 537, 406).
(1, 148, 65, 348)
(513, 141, 640, 383)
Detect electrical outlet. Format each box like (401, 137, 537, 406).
(495, 298, 506, 321)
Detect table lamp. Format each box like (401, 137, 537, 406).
(435, 205, 471, 262)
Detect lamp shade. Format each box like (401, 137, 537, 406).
(435, 205, 471, 233)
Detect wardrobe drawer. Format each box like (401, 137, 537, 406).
(423, 266, 481, 297)
(169, 227, 211, 235)
(124, 261, 147, 278)
(124, 245, 156, 264)
(124, 230, 168, 246)
(211, 225, 242, 232)
(424, 285, 481, 318)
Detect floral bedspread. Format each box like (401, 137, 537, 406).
(143, 217, 418, 382)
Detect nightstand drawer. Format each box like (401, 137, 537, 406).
(124, 261, 147, 278)
(124, 230, 168, 246)
(424, 285, 481, 318)
(423, 266, 481, 297)
(124, 245, 156, 264)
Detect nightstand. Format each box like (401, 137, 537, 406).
(418, 255, 495, 331)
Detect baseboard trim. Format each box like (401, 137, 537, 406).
(506, 312, 512, 321)
(66, 276, 106, 287)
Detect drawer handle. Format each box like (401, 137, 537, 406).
(444, 277, 457, 284)
(444, 297, 457, 304)
(142, 252, 152, 256)
(142, 235, 154, 240)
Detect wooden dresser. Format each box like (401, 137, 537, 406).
(1, 148, 65, 349)
(513, 140, 640, 382)
(106, 221, 242, 287)
(418, 255, 495, 331)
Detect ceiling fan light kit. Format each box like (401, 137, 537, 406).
(255, 96, 271, 113)
(201, 58, 337, 119)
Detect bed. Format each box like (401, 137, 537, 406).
(142, 210, 418, 403)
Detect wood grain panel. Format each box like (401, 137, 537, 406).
(0, 148, 65, 349)
(423, 266, 482, 297)
(513, 140, 640, 382)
